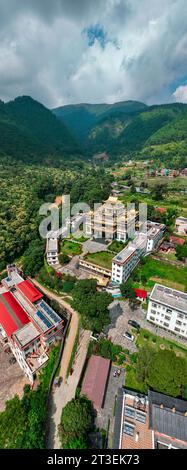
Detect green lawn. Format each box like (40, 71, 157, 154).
(61, 240, 82, 256)
(71, 235, 89, 243)
(84, 251, 113, 270)
(135, 256, 187, 292)
(136, 328, 187, 359)
(108, 240, 128, 253)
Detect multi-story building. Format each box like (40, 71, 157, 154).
(46, 236, 59, 266)
(112, 221, 165, 284)
(175, 217, 187, 235)
(86, 196, 138, 242)
(113, 388, 187, 449)
(0, 266, 64, 382)
(147, 284, 187, 339)
(112, 234, 147, 284)
(140, 221, 165, 252)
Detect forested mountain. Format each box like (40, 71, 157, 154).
(0, 96, 81, 163)
(53, 100, 147, 140)
(53, 101, 187, 164)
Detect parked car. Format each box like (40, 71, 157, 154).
(128, 319, 140, 330)
(123, 331, 135, 341)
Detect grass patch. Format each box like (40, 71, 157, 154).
(84, 251, 113, 270)
(135, 256, 187, 292)
(136, 328, 187, 359)
(108, 240, 128, 253)
(61, 240, 82, 256)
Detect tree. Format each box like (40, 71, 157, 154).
(22, 239, 45, 277)
(147, 350, 187, 397)
(137, 346, 187, 398)
(176, 242, 187, 261)
(152, 184, 166, 201)
(72, 279, 112, 332)
(0, 396, 27, 449)
(59, 253, 69, 265)
(59, 397, 94, 448)
(120, 279, 137, 303)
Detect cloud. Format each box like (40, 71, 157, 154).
(0, 0, 187, 107)
(173, 85, 187, 103)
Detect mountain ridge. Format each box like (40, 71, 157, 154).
(0, 95, 81, 163)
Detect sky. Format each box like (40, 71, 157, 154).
(0, 0, 187, 108)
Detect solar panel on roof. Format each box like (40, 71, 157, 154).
(39, 301, 60, 324)
(36, 310, 52, 329)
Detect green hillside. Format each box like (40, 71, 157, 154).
(53, 100, 187, 164)
(53, 100, 147, 140)
(0, 96, 81, 163)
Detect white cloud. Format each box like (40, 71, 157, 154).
(0, 0, 187, 107)
(173, 85, 187, 103)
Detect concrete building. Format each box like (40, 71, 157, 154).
(140, 221, 165, 252)
(46, 236, 59, 266)
(0, 267, 64, 382)
(147, 284, 187, 339)
(112, 234, 147, 284)
(112, 221, 165, 284)
(175, 217, 187, 235)
(113, 388, 187, 449)
(86, 197, 138, 242)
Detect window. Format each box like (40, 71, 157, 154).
(136, 411, 146, 423)
(125, 406, 135, 419)
(165, 316, 171, 321)
(166, 308, 172, 313)
(176, 320, 182, 325)
(123, 422, 134, 436)
(177, 313, 184, 319)
(150, 316, 155, 321)
(174, 327, 180, 332)
(151, 309, 156, 315)
(163, 322, 169, 327)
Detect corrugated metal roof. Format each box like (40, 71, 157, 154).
(81, 355, 111, 409)
(149, 391, 187, 442)
(17, 280, 43, 303)
(0, 291, 30, 337)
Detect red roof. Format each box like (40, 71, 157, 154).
(170, 236, 185, 246)
(0, 291, 30, 337)
(17, 280, 43, 303)
(81, 355, 110, 409)
(134, 288, 147, 299)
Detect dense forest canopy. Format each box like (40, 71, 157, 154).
(0, 161, 111, 271)
(53, 101, 187, 165)
(0, 96, 81, 163)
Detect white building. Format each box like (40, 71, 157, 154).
(141, 221, 165, 252)
(112, 234, 147, 284)
(175, 217, 187, 236)
(46, 236, 59, 266)
(147, 284, 187, 339)
(112, 221, 165, 284)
